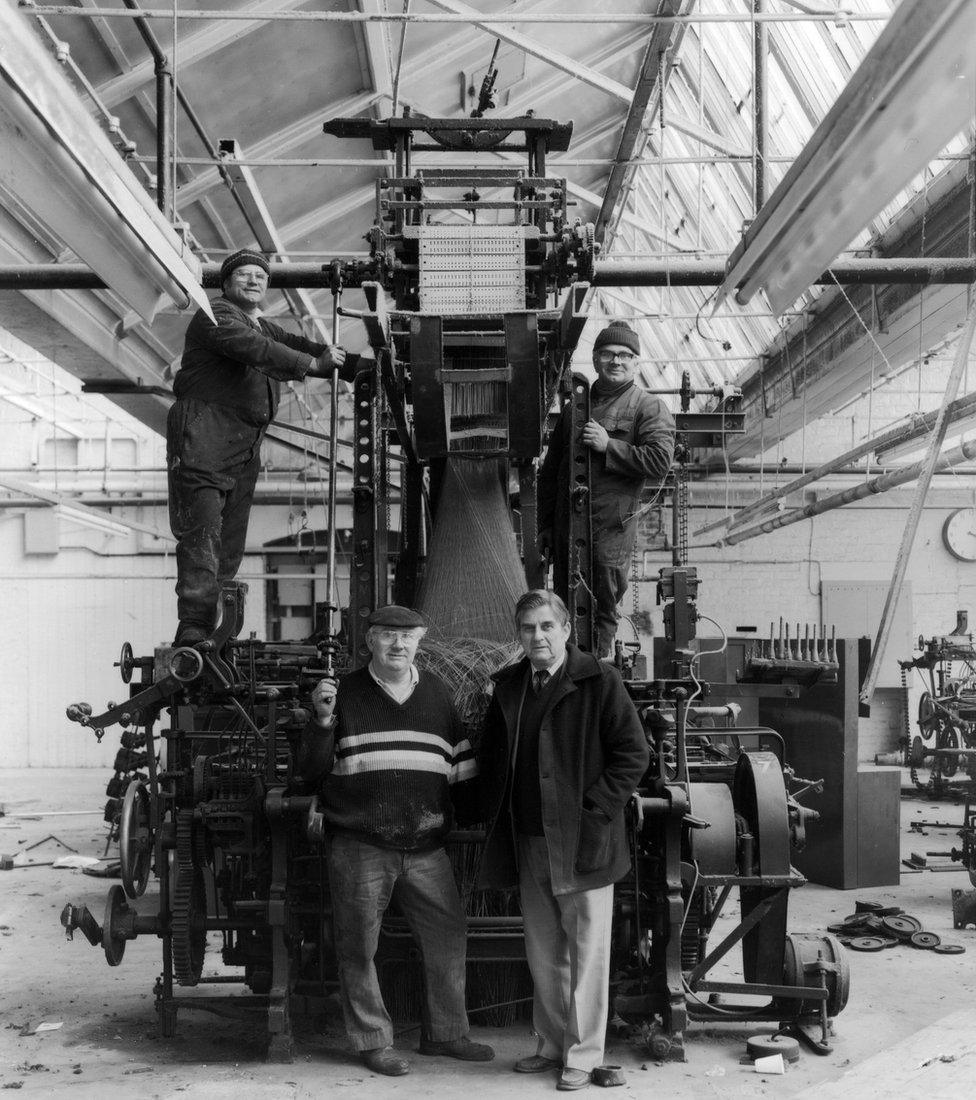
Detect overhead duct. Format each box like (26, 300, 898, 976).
(717, 0, 976, 315)
(0, 4, 212, 324)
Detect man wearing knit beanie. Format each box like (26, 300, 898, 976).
(538, 319, 675, 657)
(167, 249, 362, 646)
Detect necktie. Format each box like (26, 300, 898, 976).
(533, 669, 550, 694)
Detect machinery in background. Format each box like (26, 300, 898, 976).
(900, 610, 976, 790)
(59, 114, 846, 1062)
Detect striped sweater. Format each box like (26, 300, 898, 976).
(319, 666, 478, 850)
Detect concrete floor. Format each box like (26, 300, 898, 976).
(1, 767, 975, 1099)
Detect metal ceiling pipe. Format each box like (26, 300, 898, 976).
(591, 258, 976, 286)
(694, 389, 976, 536)
(714, 435, 976, 549)
(4, 258, 976, 291)
(753, 0, 768, 213)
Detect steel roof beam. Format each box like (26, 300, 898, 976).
(95, 0, 309, 108)
(596, 0, 696, 242)
(356, 0, 394, 100)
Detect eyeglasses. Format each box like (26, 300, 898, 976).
(372, 628, 422, 644)
(595, 350, 637, 364)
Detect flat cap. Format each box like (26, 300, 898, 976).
(220, 249, 271, 283)
(367, 604, 426, 629)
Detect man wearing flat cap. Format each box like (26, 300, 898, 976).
(538, 320, 675, 658)
(167, 249, 361, 646)
(300, 605, 493, 1077)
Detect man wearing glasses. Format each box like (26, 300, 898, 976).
(300, 605, 493, 1076)
(538, 321, 675, 658)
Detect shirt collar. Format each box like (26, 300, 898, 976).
(368, 661, 419, 699)
(529, 652, 566, 679)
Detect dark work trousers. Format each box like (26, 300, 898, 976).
(167, 397, 263, 636)
(551, 540, 630, 658)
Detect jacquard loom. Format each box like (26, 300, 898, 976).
(59, 115, 848, 1062)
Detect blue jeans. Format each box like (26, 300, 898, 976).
(327, 834, 469, 1050)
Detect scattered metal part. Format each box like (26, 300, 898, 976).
(591, 1065, 626, 1087)
(933, 943, 966, 954)
(746, 1034, 801, 1064)
(847, 937, 887, 952)
(908, 931, 942, 949)
(881, 915, 923, 939)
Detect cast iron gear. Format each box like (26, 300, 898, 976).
(171, 809, 207, 986)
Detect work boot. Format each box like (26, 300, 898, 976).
(418, 1035, 495, 1061)
(360, 1046, 410, 1076)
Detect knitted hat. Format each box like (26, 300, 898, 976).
(593, 321, 640, 356)
(220, 249, 271, 283)
(367, 605, 427, 629)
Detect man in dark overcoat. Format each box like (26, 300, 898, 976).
(538, 320, 674, 657)
(478, 589, 649, 1090)
(167, 249, 359, 645)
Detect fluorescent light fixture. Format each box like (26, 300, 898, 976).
(0, 10, 213, 324)
(718, 0, 976, 316)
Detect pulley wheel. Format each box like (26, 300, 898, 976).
(746, 1034, 800, 1064)
(119, 779, 152, 899)
(910, 736, 926, 766)
(881, 914, 922, 939)
(102, 884, 129, 967)
(918, 691, 936, 735)
(848, 936, 886, 952)
(854, 899, 885, 913)
(117, 641, 135, 684)
(688, 783, 736, 874)
(936, 721, 961, 778)
(909, 931, 941, 949)
(934, 943, 966, 954)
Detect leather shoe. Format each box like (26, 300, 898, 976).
(557, 1068, 592, 1091)
(361, 1046, 410, 1076)
(515, 1053, 561, 1073)
(419, 1036, 495, 1062)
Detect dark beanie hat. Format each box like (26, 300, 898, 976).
(593, 320, 640, 356)
(367, 605, 426, 629)
(220, 249, 271, 283)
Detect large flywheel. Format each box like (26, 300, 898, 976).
(119, 779, 152, 899)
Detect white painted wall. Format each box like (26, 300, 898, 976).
(0, 512, 266, 768)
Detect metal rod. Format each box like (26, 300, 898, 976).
(590, 258, 976, 286)
(154, 54, 172, 215)
(753, 0, 768, 213)
(323, 265, 342, 674)
(716, 397, 976, 552)
(859, 283, 976, 705)
(21, 9, 895, 25)
(4, 257, 976, 291)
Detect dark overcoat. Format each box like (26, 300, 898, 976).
(477, 644, 649, 896)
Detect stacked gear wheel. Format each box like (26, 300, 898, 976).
(171, 809, 207, 986)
